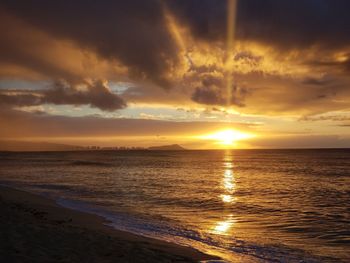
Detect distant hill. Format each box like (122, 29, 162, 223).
(0, 141, 85, 152)
(148, 144, 186, 151)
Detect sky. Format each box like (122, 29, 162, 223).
(0, 0, 350, 149)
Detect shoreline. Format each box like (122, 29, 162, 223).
(0, 185, 220, 262)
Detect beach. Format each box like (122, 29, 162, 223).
(2, 0, 350, 261)
(0, 185, 218, 263)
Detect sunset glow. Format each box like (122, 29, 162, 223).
(200, 129, 254, 146)
(213, 215, 236, 235)
(0, 1, 349, 262)
(0, 0, 350, 150)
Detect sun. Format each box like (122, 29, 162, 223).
(201, 129, 254, 146)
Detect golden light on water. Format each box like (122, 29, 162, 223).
(212, 151, 237, 235)
(214, 219, 233, 233)
(220, 153, 236, 203)
(220, 194, 235, 203)
(224, 169, 235, 191)
(213, 214, 236, 235)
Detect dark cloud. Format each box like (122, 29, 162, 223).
(192, 85, 224, 105)
(169, 0, 350, 50)
(0, 79, 126, 111)
(4, 0, 350, 85)
(0, 93, 41, 107)
(300, 115, 350, 122)
(234, 51, 262, 65)
(307, 56, 350, 73)
(1, 0, 350, 116)
(0, 12, 84, 82)
(166, 0, 227, 41)
(237, 0, 350, 49)
(43, 80, 126, 111)
(301, 75, 334, 86)
(191, 76, 248, 107)
(0, 0, 179, 88)
(167, 0, 350, 112)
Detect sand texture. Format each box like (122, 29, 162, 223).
(0, 186, 218, 263)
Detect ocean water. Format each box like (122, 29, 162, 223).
(0, 149, 349, 262)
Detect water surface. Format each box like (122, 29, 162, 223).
(0, 149, 349, 262)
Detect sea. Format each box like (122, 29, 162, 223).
(0, 149, 349, 262)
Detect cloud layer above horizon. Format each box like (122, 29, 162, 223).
(0, 0, 350, 147)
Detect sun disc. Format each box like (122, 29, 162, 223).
(201, 129, 253, 146)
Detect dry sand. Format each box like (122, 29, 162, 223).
(0, 185, 220, 263)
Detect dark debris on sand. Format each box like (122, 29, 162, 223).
(0, 193, 197, 263)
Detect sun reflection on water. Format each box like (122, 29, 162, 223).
(213, 214, 236, 235)
(220, 194, 235, 203)
(212, 151, 238, 235)
(220, 153, 236, 203)
(224, 170, 235, 191)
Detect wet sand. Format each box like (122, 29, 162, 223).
(0, 185, 219, 263)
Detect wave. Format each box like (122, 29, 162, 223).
(55, 197, 334, 263)
(70, 160, 112, 166)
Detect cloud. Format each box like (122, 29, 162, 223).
(169, 0, 350, 50)
(1, 0, 350, 117)
(0, 0, 180, 88)
(231, 72, 350, 116)
(0, 9, 129, 90)
(300, 113, 350, 122)
(307, 55, 350, 74)
(234, 51, 262, 66)
(0, 92, 41, 107)
(43, 80, 126, 111)
(0, 108, 254, 138)
(0, 79, 126, 111)
(1, 108, 349, 149)
(191, 75, 248, 107)
(191, 85, 223, 106)
(301, 75, 335, 86)
(237, 0, 350, 50)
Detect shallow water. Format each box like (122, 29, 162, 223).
(0, 149, 349, 262)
